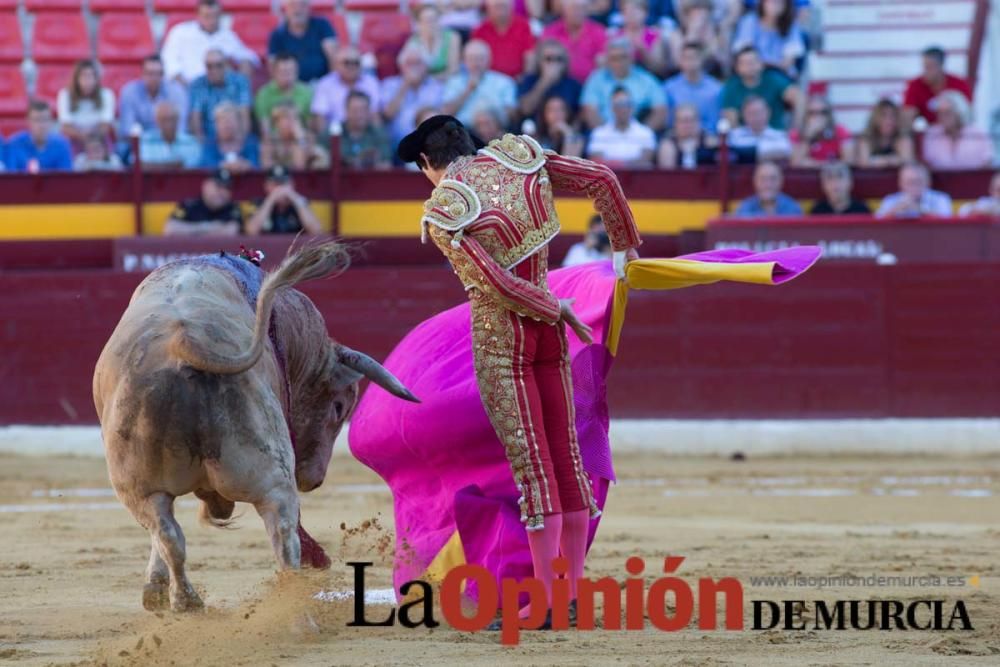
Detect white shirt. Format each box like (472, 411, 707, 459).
(588, 120, 657, 163)
(161, 21, 260, 84)
(562, 243, 610, 267)
(57, 88, 115, 131)
(728, 125, 792, 161)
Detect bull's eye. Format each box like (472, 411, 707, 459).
(332, 400, 346, 422)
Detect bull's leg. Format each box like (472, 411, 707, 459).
(254, 486, 301, 570)
(143, 492, 204, 612)
(142, 535, 170, 611)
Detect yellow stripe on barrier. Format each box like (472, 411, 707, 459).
(0, 204, 135, 239)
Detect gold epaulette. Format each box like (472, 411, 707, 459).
(478, 134, 546, 174)
(420, 179, 482, 242)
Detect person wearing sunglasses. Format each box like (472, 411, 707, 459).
(517, 39, 583, 122)
(789, 94, 853, 168)
(311, 45, 382, 135)
(188, 49, 252, 140)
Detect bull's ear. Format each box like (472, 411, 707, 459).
(337, 346, 420, 403)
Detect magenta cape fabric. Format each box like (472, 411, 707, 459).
(347, 248, 820, 599)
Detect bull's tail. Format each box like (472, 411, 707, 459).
(170, 242, 350, 375)
(196, 490, 238, 529)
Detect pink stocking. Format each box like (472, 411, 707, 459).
(560, 509, 589, 601)
(520, 513, 563, 618)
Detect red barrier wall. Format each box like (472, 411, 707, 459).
(2, 263, 998, 424)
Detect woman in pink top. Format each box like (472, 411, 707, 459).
(610, 0, 669, 76)
(922, 90, 994, 170)
(541, 0, 609, 83)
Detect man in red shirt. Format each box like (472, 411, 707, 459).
(902, 46, 972, 125)
(471, 0, 536, 79)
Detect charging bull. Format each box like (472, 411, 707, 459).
(93, 243, 417, 612)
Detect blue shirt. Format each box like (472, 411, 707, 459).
(517, 74, 583, 114)
(663, 73, 722, 132)
(188, 71, 252, 138)
(140, 129, 202, 168)
(267, 17, 336, 82)
(442, 70, 517, 126)
(379, 75, 445, 146)
(734, 193, 803, 217)
(118, 79, 189, 137)
(580, 66, 667, 125)
(4, 131, 73, 172)
(198, 135, 259, 168)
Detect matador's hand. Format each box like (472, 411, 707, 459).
(558, 298, 593, 345)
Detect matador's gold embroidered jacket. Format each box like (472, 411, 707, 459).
(421, 134, 642, 323)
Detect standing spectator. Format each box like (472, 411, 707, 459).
(188, 50, 252, 139)
(406, 5, 462, 79)
(517, 39, 583, 121)
(254, 54, 313, 137)
(164, 169, 243, 237)
(268, 0, 338, 83)
(586, 87, 657, 168)
(473, 106, 507, 143)
(721, 46, 798, 129)
(139, 101, 202, 169)
(789, 94, 853, 167)
(261, 103, 329, 170)
(657, 103, 718, 168)
(875, 161, 953, 219)
(663, 41, 723, 132)
(731, 0, 806, 78)
(57, 60, 116, 148)
(442, 40, 517, 126)
(199, 102, 259, 171)
(921, 90, 994, 170)
(311, 46, 382, 134)
(902, 46, 972, 126)
(666, 0, 726, 78)
(118, 55, 189, 138)
(472, 0, 536, 79)
(5, 101, 73, 172)
(542, 0, 608, 83)
(246, 165, 324, 235)
(733, 161, 802, 217)
(381, 43, 446, 147)
(340, 91, 392, 170)
(580, 39, 668, 132)
(610, 0, 669, 77)
(727, 96, 791, 162)
(958, 171, 1000, 218)
(809, 161, 871, 215)
(534, 95, 584, 156)
(161, 0, 260, 85)
(855, 99, 914, 168)
(562, 215, 612, 266)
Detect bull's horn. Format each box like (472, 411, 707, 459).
(339, 348, 420, 403)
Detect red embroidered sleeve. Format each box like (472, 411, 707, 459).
(543, 151, 642, 252)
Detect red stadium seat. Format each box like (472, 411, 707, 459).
(0, 14, 24, 62)
(154, 0, 272, 8)
(345, 0, 403, 12)
(0, 67, 28, 116)
(0, 115, 26, 138)
(161, 12, 190, 33)
(32, 12, 91, 63)
(90, 0, 146, 10)
(99, 62, 140, 95)
(328, 11, 350, 45)
(359, 12, 410, 78)
(33, 63, 75, 103)
(25, 0, 82, 10)
(0, 0, 18, 7)
(97, 12, 156, 62)
(230, 11, 279, 58)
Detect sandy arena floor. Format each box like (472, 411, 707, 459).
(1, 443, 999, 666)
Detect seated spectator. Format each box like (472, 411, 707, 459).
(381, 43, 446, 147)
(406, 4, 462, 79)
(922, 90, 994, 170)
(562, 215, 612, 267)
(255, 54, 313, 137)
(809, 161, 871, 215)
(199, 102, 259, 171)
(657, 103, 718, 168)
(534, 95, 584, 156)
(164, 168, 243, 237)
(721, 47, 798, 130)
(260, 103, 329, 170)
(728, 96, 791, 162)
(473, 106, 507, 143)
(246, 165, 323, 235)
(312, 46, 382, 135)
(731, 0, 805, 78)
(139, 101, 202, 169)
(789, 94, 853, 167)
(73, 132, 124, 172)
(581, 38, 668, 132)
(666, 0, 725, 78)
(57, 60, 116, 148)
(586, 87, 656, 168)
(855, 99, 914, 168)
(442, 40, 517, 126)
(517, 39, 583, 121)
(664, 41, 723, 133)
(958, 171, 1000, 218)
(5, 101, 73, 172)
(733, 160, 803, 217)
(189, 50, 252, 139)
(542, 0, 608, 83)
(902, 46, 972, 126)
(340, 91, 392, 170)
(268, 0, 338, 83)
(161, 0, 260, 85)
(610, 0, 669, 78)
(875, 161, 953, 219)
(118, 55, 188, 139)
(472, 0, 536, 79)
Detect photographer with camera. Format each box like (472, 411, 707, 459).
(562, 215, 613, 267)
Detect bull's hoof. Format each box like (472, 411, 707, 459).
(142, 583, 169, 611)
